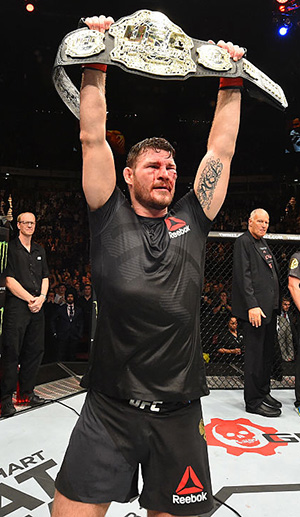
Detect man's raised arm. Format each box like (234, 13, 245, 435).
(80, 16, 116, 211)
(194, 41, 244, 221)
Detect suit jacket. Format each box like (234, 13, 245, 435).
(231, 230, 281, 324)
(51, 304, 84, 341)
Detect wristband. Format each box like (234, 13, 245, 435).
(82, 64, 107, 73)
(41, 294, 47, 299)
(219, 77, 243, 90)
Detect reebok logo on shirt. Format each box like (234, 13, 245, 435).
(165, 217, 190, 239)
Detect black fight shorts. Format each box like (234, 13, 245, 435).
(55, 390, 214, 515)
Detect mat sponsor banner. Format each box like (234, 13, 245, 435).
(0, 447, 146, 517)
(206, 417, 289, 456)
(206, 416, 300, 457)
(1, 391, 300, 516)
(0, 395, 148, 517)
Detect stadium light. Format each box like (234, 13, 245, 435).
(25, 1, 36, 13)
(275, 0, 300, 9)
(278, 25, 289, 35)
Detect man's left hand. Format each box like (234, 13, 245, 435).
(28, 295, 45, 313)
(209, 39, 245, 62)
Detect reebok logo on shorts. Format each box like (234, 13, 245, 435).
(165, 217, 190, 239)
(173, 466, 207, 505)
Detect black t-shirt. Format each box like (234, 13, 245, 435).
(82, 187, 212, 401)
(222, 330, 244, 350)
(5, 237, 49, 297)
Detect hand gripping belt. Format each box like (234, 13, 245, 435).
(52, 9, 288, 119)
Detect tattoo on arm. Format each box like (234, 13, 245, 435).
(196, 157, 223, 209)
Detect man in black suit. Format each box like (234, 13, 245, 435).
(51, 291, 84, 361)
(232, 208, 282, 417)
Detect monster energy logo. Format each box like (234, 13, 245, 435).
(0, 241, 8, 274)
(0, 307, 3, 336)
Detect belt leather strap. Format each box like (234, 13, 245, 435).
(52, 9, 288, 118)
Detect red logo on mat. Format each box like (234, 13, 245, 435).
(176, 466, 204, 495)
(165, 217, 187, 231)
(206, 418, 287, 456)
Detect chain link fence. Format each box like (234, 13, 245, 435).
(202, 232, 300, 389)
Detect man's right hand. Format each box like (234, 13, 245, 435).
(248, 307, 266, 328)
(84, 15, 114, 33)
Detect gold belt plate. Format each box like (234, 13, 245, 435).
(109, 10, 196, 77)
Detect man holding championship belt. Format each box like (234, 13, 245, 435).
(52, 14, 244, 517)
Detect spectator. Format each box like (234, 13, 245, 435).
(73, 279, 82, 297)
(51, 291, 84, 361)
(49, 268, 59, 290)
(210, 281, 221, 305)
(54, 283, 66, 305)
(277, 297, 296, 362)
(218, 316, 244, 361)
(282, 196, 298, 234)
(213, 291, 232, 321)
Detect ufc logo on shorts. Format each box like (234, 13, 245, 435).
(129, 399, 163, 412)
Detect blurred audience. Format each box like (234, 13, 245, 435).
(43, 290, 58, 363)
(277, 297, 297, 362)
(78, 284, 93, 356)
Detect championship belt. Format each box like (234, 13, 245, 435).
(52, 9, 288, 119)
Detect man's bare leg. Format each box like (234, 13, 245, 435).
(51, 490, 110, 517)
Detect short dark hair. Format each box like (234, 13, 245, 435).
(228, 315, 236, 324)
(126, 137, 176, 169)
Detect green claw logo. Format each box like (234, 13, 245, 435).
(0, 306, 4, 336)
(0, 241, 8, 274)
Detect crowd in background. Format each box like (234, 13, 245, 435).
(43, 271, 94, 363)
(1, 187, 300, 370)
(6, 189, 90, 272)
(2, 187, 300, 276)
(212, 196, 300, 234)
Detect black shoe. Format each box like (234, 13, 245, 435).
(263, 394, 282, 409)
(26, 393, 45, 407)
(246, 402, 281, 417)
(1, 399, 16, 418)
